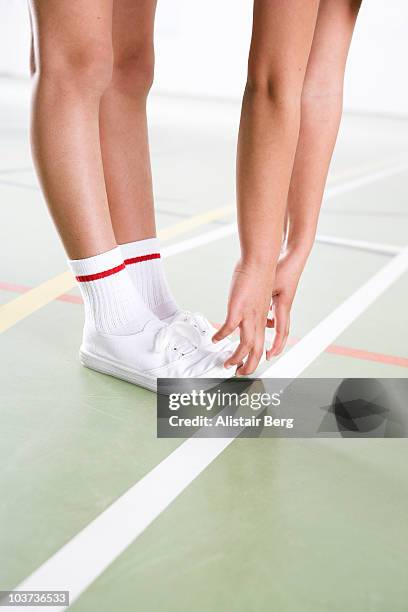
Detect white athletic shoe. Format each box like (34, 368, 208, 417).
(168, 310, 269, 375)
(166, 310, 236, 351)
(166, 310, 266, 375)
(79, 319, 234, 393)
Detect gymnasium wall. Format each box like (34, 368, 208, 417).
(0, 0, 406, 117)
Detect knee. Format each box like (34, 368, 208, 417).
(245, 73, 303, 117)
(111, 47, 155, 99)
(245, 60, 304, 116)
(35, 41, 114, 97)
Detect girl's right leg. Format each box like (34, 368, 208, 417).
(29, 0, 116, 259)
(29, 1, 232, 388)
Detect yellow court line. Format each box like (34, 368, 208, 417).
(0, 271, 74, 334)
(0, 206, 235, 334)
(157, 205, 234, 240)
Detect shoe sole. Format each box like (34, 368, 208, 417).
(80, 348, 158, 392)
(79, 349, 233, 395)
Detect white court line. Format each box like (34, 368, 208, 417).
(161, 161, 408, 260)
(262, 246, 408, 378)
(9, 245, 408, 612)
(163, 221, 402, 260)
(326, 155, 408, 185)
(315, 234, 402, 256)
(324, 160, 408, 199)
(162, 224, 237, 258)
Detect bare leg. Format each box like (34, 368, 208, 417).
(100, 0, 157, 244)
(215, 0, 320, 374)
(28, 0, 232, 388)
(29, 0, 115, 259)
(285, 0, 362, 254)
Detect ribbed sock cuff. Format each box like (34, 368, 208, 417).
(119, 238, 179, 320)
(68, 247, 154, 334)
(68, 247, 124, 280)
(120, 238, 160, 261)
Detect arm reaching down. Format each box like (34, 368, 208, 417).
(215, 0, 362, 373)
(214, 0, 320, 374)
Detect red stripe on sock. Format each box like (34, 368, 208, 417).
(124, 253, 161, 265)
(76, 263, 125, 282)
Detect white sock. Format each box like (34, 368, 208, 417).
(120, 238, 179, 320)
(68, 247, 156, 335)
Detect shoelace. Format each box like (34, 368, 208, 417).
(153, 321, 200, 358)
(172, 310, 212, 336)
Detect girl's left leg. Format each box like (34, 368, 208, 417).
(100, 0, 179, 320)
(100, 0, 156, 244)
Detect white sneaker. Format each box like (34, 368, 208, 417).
(166, 310, 236, 351)
(167, 311, 267, 375)
(79, 319, 234, 393)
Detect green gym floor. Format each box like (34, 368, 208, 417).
(0, 78, 407, 611)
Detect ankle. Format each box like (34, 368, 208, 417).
(69, 246, 156, 335)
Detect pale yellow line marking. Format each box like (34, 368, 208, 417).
(157, 205, 234, 240)
(0, 271, 74, 334)
(0, 206, 235, 334)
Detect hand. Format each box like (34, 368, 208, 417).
(266, 248, 307, 360)
(212, 260, 273, 376)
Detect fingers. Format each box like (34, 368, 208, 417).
(224, 320, 254, 369)
(216, 310, 265, 375)
(225, 318, 265, 376)
(236, 337, 265, 376)
(266, 301, 290, 360)
(212, 316, 238, 343)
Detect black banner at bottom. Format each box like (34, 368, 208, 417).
(157, 378, 407, 438)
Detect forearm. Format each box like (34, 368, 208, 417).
(284, 91, 343, 258)
(237, 84, 301, 273)
(285, 0, 362, 259)
(235, 0, 319, 276)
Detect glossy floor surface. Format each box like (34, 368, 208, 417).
(1, 78, 407, 611)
